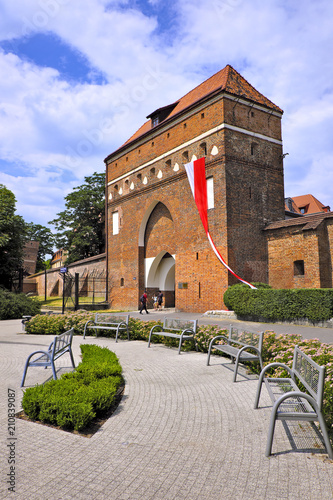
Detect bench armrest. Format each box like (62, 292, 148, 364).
(149, 324, 163, 334)
(83, 319, 95, 339)
(209, 334, 228, 345)
(181, 328, 195, 336)
(148, 324, 163, 348)
(206, 335, 228, 366)
(272, 390, 319, 414)
(254, 362, 294, 409)
(27, 349, 52, 361)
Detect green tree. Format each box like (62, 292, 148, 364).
(25, 223, 56, 272)
(0, 184, 27, 289)
(49, 172, 105, 265)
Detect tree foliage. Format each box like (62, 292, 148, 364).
(49, 172, 105, 265)
(0, 184, 27, 288)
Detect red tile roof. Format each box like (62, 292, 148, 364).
(108, 64, 282, 156)
(291, 194, 330, 214)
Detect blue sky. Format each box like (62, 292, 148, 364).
(0, 0, 333, 229)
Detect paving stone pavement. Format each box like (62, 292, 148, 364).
(1, 319, 333, 500)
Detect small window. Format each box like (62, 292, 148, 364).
(207, 177, 214, 209)
(120, 278, 124, 287)
(150, 167, 155, 176)
(152, 116, 159, 127)
(201, 113, 205, 119)
(126, 156, 128, 162)
(251, 111, 254, 117)
(300, 206, 307, 214)
(165, 159, 171, 168)
(137, 173, 142, 181)
(167, 132, 170, 138)
(294, 260, 304, 276)
(151, 141, 154, 147)
(183, 123, 187, 129)
(112, 212, 119, 235)
(251, 143, 257, 156)
(200, 142, 207, 156)
(182, 151, 189, 162)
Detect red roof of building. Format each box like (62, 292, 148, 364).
(107, 64, 282, 157)
(290, 194, 331, 214)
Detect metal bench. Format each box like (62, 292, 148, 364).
(254, 345, 333, 458)
(83, 313, 130, 342)
(207, 325, 264, 382)
(21, 328, 75, 387)
(148, 317, 198, 354)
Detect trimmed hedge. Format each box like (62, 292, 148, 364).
(224, 285, 333, 323)
(0, 289, 41, 320)
(22, 344, 123, 431)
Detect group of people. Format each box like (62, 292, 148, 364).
(139, 290, 163, 314)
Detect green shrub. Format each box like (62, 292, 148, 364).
(223, 282, 271, 311)
(0, 289, 41, 320)
(25, 311, 94, 335)
(22, 344, 123, 431)
(223, 286, 333, 323)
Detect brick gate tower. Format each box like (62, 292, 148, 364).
(104, 65, 285, 313)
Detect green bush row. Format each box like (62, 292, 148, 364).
(224, 284, 333, 323)
(22, 344, 123, 431)
(25, 312, 222, 353)
(0, 289, 41, 320)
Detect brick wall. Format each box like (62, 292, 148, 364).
(24, 254, 106, 298)
(267, 228, 322, 288)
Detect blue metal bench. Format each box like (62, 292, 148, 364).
(254, 345, 333, 458)
(83, 313, 130, 342)
(207, 325, 263, 382)
(21, 328, 75, 387)
(148, 317, 198, 354)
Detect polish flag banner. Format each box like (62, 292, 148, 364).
(185, 157, 256, 289)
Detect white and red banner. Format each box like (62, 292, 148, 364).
(185, 157, 256, 289)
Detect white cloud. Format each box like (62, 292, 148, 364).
(0, 0, 333, 226)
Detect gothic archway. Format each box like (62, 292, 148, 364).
(138, 202, 176, 307)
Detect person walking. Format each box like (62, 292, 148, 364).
(139, 291, 149, 314)
(157, 291, 163, 310)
